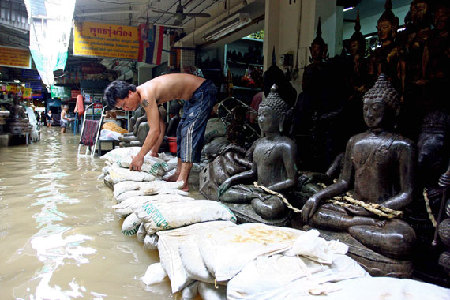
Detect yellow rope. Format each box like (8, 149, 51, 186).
(253, 182, 302, 213)
(423, 188, 437, 227)
(328, 193, 403, 219)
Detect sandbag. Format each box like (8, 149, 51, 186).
(141, 263, 168, 285)
(198, 282, 227, 300)
(113, 180, 186, 202)
(101, 147, 168, 176)
(157, 221, 237, 293)
(106, 164, 156, 184)
(137, 200, 237, 234)
(112, 195, 195, 218)
(144, 234, 159, 250)
(327, 277, 450, 300)
(122, 213, 141, 236)
(227, 254, 367, 300)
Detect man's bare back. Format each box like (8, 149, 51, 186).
(137, 73, 205, 105)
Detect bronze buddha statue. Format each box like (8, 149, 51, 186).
(217, 85, 297, 220)
(302, 74, 416, 259)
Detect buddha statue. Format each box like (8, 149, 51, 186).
(217, 85, 297, 221)
(397, 0, 433, 140)
(302, 74, 416, 259)
(292, 17, 344, 173)
(368, 0, 401, 91)
(343, 11, 370, 139)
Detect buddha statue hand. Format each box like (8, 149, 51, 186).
(218, 178, 232, 198)
(302, 196, 320, 224)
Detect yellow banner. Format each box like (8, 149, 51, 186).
(0, 46, 31, 68)
(73, 21, 139, 59)
(6, 85, 17, 93)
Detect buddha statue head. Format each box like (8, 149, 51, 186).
(309, 17, 328, 63)
(411, 0, 431, 28)
(258, 84, 290, 135)
(350, 11, 365, 57)
(377, 0, 399, 42)
(362, 74, 400, 130)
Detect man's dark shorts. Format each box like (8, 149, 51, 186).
(177, 80, 217, 163)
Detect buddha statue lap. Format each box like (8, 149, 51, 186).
(217, 85, 297, 223)
(302, 74, 416, 260)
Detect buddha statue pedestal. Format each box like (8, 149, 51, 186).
(225, 203, 290, 227)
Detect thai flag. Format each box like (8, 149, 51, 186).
(138, 24, 164, 65)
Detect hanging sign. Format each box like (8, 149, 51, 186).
(73, 21, 139, 59)
(0, 46, 32, 69)
(23, 88, 32, 99)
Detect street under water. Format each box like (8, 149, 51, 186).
(0, 128, 173, 299)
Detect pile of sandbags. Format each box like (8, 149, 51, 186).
(100, 148, 450, 300)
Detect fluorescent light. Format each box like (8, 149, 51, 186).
(203, 13, 251, 42)
(343, 7, 355, 12)
(14, 80, 21, 83)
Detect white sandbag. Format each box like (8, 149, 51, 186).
(121, 213, 141, 236)
(141, 263, 168, 285)
(112, 195, 195, 218)
(137, 223, 146, 242)
(198, 282, 227, 300)
(101, 147, 168, 176)
(327, 277, 450, 300)
(283, 229, 348, 264)
(157, 221, 237, 293)
(144, 233, 159, 250)
(113, 180, 187, 202)
(137, 200, 237, 234)
(181, 281, 199, 300)
(227, 254, 367, 300)
(198, 223, 306, 281)
(108, 164, 156, 184)
(179, 237, 215, 283)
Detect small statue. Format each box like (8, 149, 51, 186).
(217, 85, 297, 220)
(302, 74, 416, 259)
(368, 0, 401, 90)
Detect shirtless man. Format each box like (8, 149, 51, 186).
(104, 73, 217, 191)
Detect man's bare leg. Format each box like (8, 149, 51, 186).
(177, 162, 193, 192)
(165, 158, 182, 182)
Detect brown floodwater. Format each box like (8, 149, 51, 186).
(0, 127, 173, 299)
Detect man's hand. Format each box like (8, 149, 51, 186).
(218, 179, 232, 198)
(129, 155, 144, 171)
(301, 196, 320, 224)
(150, 149, 159, 157)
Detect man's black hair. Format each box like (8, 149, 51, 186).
(103, 80, 137, 108)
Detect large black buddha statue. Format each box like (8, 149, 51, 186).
(302, 74, 416, 259)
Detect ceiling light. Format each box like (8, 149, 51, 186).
(203, 13, 251, 42)
(14, 80, 21, 83)
(343, 7, 355, 12)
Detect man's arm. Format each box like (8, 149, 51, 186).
(129, 97, 160, 171)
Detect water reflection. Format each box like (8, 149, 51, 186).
(0, 128, 172, 299)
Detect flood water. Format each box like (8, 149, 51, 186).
(0, 128, 173, 299)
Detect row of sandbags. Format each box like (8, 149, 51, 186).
(100, 148, 449, 300)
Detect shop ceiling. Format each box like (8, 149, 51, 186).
(0, 0, 413, 81)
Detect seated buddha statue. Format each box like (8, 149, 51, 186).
(302, 74, 416, 259)
(217, 85, 297, 220)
